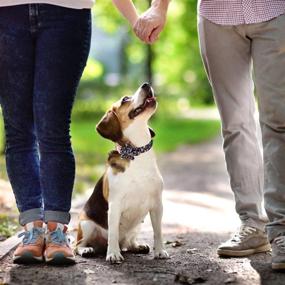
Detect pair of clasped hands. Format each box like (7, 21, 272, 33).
(113, 0, 169, 44)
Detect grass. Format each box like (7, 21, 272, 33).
(71, 116, 221, 155)
(150, 117, 220, 152)
(0, 115, 221, 196)
(0, 114, 220, 238)
(0, 214, 18, 240)
(71, 116, 221, 195)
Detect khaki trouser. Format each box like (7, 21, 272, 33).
(198, 14, 285, 241)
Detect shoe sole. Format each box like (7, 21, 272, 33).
(45, 253, 75, 265)
(13, 252, 43, 264)
(217, 243, 271, 257)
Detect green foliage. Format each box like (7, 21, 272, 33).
(0, 108, 220, 197)
(70, 115, 220, 195)
(71, 116, 220, 156)
(0, 214, 18, 239)
(93, 0, 149, 33)
(0, 1, 217, 198)
(150, 117, 220, 152)
(0, 116, 3, 153)
(153, 0, 212, 104)
(88, 0, 213, 105)
(81, 58, 104, 82)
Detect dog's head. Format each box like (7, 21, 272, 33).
(96, 83, 156, 144)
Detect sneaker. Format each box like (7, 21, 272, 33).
(13, 220, 45, 264)
(217, 225, 271, 257)
(44, 222, 75, 265)
(272, 234, 285, 270)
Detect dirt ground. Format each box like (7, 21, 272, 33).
(0, 231, 277, 285)
(1, 137, 285, 285)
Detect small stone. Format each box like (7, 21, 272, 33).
(112, 280, 117, 283)
(84, 269, 95, 274)
(194, 277, 207, 283)
(175, 273, 207, 284)
(172, 241, 184, 247)
(165, 240, 184, 247)
(224, 276, 237, 284)
(175, 273, 191, 284)
(186, 248, 198, 254)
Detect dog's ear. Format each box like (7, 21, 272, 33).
(96, 111, 123, 142)
(149, 127, 156, 138)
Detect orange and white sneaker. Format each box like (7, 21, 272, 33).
(13, 220, 45, 264)
(44, 222, 75, 265)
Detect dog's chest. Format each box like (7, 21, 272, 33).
(108, 155, 163, 222)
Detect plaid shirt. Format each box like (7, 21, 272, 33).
(199, 0, 285, 25)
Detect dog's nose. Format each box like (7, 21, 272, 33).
(141, 82, 150, 89)
(141, 82, 153, 97)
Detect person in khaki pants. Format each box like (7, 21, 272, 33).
(117, 0, 285, 271)
(198, 5, 285, 271)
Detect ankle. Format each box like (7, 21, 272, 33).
(46, 221, 67, 233)
(24, 220, 44, 231)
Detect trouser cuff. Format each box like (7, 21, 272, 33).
(241, 218, 267, 232)
(44, 210, 71, 225)
(19, 208, 43, 226)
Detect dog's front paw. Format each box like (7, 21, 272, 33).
(106, 251, 124, 264)
(154, 249, 169, 259)
(127, 243, 150, 254)
(77, 247, 95, 258)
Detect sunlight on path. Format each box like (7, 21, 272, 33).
(138, 137, 241, 236)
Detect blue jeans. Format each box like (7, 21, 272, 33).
(0, 4, 91, 226)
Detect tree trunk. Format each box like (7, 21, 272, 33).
(146, 44, 153, 85)
(145, 0, 154, 85)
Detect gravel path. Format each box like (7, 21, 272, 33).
(1, 137, 285, 285)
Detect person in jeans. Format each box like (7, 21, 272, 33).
(0, 0, 147, 266)
(0, 2, 92, 264)
(132, 0, 285, 270)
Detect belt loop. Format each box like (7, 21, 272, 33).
(29, 4, 39, 34)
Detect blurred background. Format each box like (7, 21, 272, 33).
(0, 0, 221, 240)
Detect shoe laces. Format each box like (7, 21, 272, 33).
(274, 235, 285, 252)
(18, 227, 45, 245)
(49, 228, 68, 245)
(231, 226, 256, 242)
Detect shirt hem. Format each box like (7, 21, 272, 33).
(198, 11, 285, 26)
(0, 0, 94, 9)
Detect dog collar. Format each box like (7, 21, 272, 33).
(117, 140, 153, 160)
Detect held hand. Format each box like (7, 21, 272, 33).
(133, 6, 167, 44)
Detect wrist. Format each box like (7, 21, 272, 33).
(129, 14, 139, 27)
(151, 0, 169, 12)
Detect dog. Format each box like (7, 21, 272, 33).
(75, 83, 169, 263)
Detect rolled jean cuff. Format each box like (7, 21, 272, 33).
(44, 210, 71, 225)
(19, 208, 43, 226)
(266, 225, 285, 242)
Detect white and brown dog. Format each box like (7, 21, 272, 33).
(75, 83, 169, 263)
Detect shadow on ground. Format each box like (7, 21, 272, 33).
(249, 256, 285, 285)
(1, 231, 283, 285)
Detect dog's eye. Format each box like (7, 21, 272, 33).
(121, 96, 130, 104)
